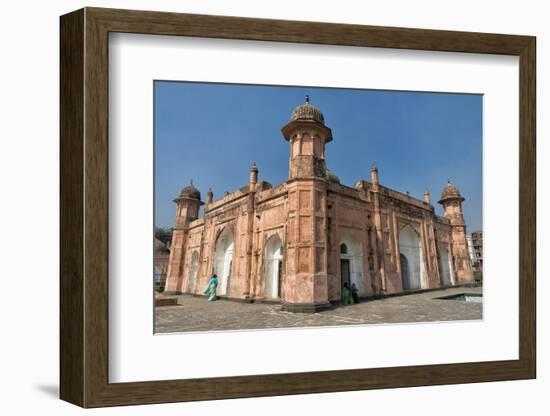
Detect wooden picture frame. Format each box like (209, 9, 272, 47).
(60, 7, 536, 408)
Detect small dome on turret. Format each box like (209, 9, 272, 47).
(438, 180, 464, 204)
(281, 95, 333, 143)
(290, 95, 325, 124)
(178, 180, 201, 200)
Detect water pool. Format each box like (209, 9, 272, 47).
(436, 293, 482, 303)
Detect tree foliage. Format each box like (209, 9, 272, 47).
(154, 227, 173, 246)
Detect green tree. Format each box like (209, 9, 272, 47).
(154, 227, 173, 246)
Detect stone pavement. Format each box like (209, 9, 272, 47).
(154, 286, 482, 333)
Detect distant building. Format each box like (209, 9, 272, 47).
(466, 235, 475, 267)
(154, 238, 170, 286)
(164, 98, 474, 312)
(470, 230, 483, 271)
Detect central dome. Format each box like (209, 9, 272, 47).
(290, 95, 325, 124)
(325, 168, 340, 183)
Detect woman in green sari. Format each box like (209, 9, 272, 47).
(342, 282, 354, 305)
(203, 274, 219, 301)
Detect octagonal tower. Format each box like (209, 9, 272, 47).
(280, 97, 332, 312)
(438, 181, 474, 284)
(164, 181, 204, 293)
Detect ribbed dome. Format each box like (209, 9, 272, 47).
(325, 169, 340, 183)
(290, 95, 325, 124)
(438, 181, 464, 203)
(178, 181, 201, 200)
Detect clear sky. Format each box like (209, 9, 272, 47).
(154, 81, 482, 232)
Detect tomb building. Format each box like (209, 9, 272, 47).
(164, 97, 474, 312)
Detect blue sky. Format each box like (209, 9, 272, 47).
(154, 81, 482, 232)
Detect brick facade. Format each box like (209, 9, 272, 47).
(164, 99, 474, 312)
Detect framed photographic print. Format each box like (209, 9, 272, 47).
(60, 7, 536, 408)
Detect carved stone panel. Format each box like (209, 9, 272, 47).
(299, 190, 311, 209)
(315, 247, 324, 272)
(287, 217, 296, 242)
(298, 247, 310, 273)
(299, 216, 312, 242)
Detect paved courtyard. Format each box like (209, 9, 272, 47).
(154, 286, 482, 333)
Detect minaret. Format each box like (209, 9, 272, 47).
(438, 180, 474, 284)
(281, 95, 333, 180)
(424, 190, 431, 204)
(164, 181, 203, 293)
(370, 164, 379, 190)
(279, 97, 332, 312)
(206, 188, 213, 205)
(249, 162, 258, 191)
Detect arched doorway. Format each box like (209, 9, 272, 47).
(214, 228, 234, 296)
(438, 244, 453, 287)
(263, 235, 283, 299)
(340, 235, 364, 298)
(187, 251, 199, 293)
(399, 225, 423, 291)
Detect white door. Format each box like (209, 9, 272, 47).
(214, 228, 234, 296)
(439, 245, 452, 287)
(220, 244, 233, 295)
(264, 235, 283, 299)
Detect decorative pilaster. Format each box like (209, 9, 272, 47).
(243, 163, 258, 299)
(370, 164, 387, 295)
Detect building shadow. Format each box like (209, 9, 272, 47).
(34, 384, 59, 399)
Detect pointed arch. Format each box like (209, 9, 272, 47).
(263, 234, 283, 299)
(339, 235, 364, 297)
(214, 227, 234, 296)
(438, 243, 454, 287)
(398, 224, 424, 291)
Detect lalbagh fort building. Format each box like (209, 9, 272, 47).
(163, 97, 474, 312)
